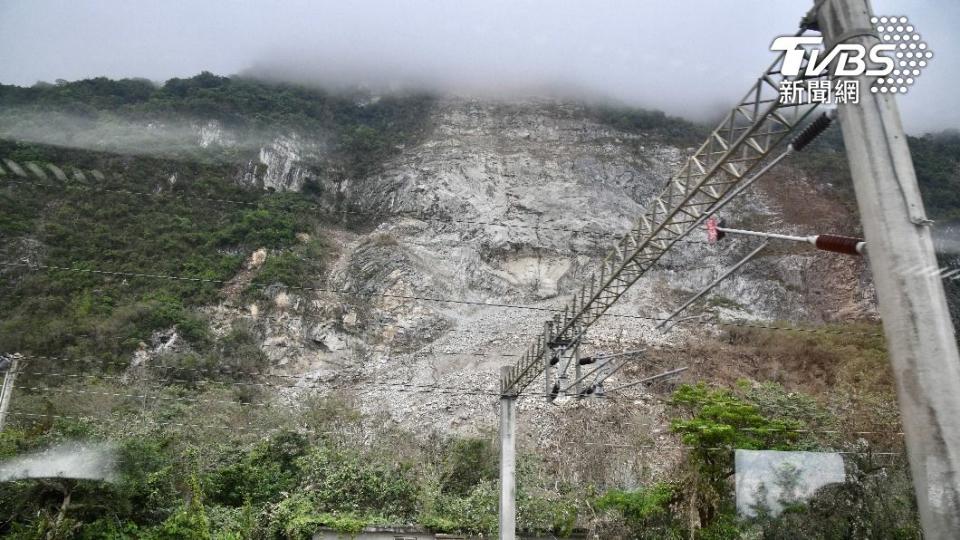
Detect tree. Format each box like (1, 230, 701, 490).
(669, 383, 804, 528)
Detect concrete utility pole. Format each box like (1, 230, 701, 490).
(499, 367, 517, 540)
(0, 355, 21, 431)
(816, 0, 960, 536)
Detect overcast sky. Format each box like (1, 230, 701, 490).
(0, 0, 957, 134)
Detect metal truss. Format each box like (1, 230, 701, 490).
(501, 32, 823, 396)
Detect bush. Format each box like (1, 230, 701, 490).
(419, 481, 498, 536)
(248, 252, 308, 291)
(441, 437, 498, 496)
(214, 209, 298, 250)
(260, 493, 372, 540)
(596, 483, 682, 539)
(295, 446, 418, 520)
(207, 431, 308, 507)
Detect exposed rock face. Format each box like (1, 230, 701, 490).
(236, 134, 326, 192)
(191, 120, 330, 192)
(197, 120, 233, 148)
(0, 110, 332, 194)
(194, 120, 330, 192)
(205, 97, 876, 447)
(111, 95, 876, 486)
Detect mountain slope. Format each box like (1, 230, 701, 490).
(0, 74, 948, 537)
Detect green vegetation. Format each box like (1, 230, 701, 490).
(909, 130, 960, 222)
(596, 483, 680, 539)
(669, 382, 813, 529)
(705, 295, 744, 311)
(0, 73, 946, 538)
(0, 73, 435, 366)
(586, 104, 707, 146)
(593, 379, 917, 539)
(0, 139, 333, 373)
(794, 128, 960, 328)
(0, 334, 918, 538)
(795, 127, 960, 221)
(0, 394, 585, 538)
(0, 73, 435, 177)
(720, 322, 902, 434)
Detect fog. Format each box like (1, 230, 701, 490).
(0, 441, 117, 483)
(0, 107, 295, 158)
(935, 223, 960, 256)
(0, 0, 958, 134)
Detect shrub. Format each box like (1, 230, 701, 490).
(596, 483, 682, 539)
(295, 446, 418, 520)
(248, 252, 308, 291)
(214, 209, 298, 250)
(207, 431, 308, 507)
(260, 493, 371, 540)
(441, 437, 498, 496)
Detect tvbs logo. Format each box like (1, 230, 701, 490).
(772, 16, 932, 96)
(773, 36, 894, 77)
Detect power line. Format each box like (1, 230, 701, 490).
(4, 410, 343, 436)
(587, 419, 905, 437)
(0, 260, 669, 322)
(1, 160, 900, 447)
(6, 352, 514, 383)
(13, 384, 277, 409)
(16, 367, 637, 400)
(7, 385, 907, 441)
(0, 290, 542, 355)
(0, 172, 714, 244)
(0, 319, 534, 356)
(255, 341, 528, 357)
(2, 260, 889, 354)
(0, 273, 549, 341)
(12, 384, 909, 439)
(9, 369, 669, 403)
(6, 409, 906, 456)
(0, 278, 642, 354)
(17, 368, 505, 395)
(555, 440, 903, 456)
(717, 320, 883, 338)
(5, 272, 887, 349)
(0, 176, 604, 238)
(12, 382, 507, 409)
(1, 320, 887, 386)
(8, 345, 691, 400)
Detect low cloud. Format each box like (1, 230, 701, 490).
(0, 0, 957, 133)
(0, 441, 117, 483)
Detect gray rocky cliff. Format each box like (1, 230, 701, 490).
(194, 98, 876, 445)
(123, 96, 878, 484)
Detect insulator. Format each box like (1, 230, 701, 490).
(790, 111, 834, 152)
(814, 234, 864, 256)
